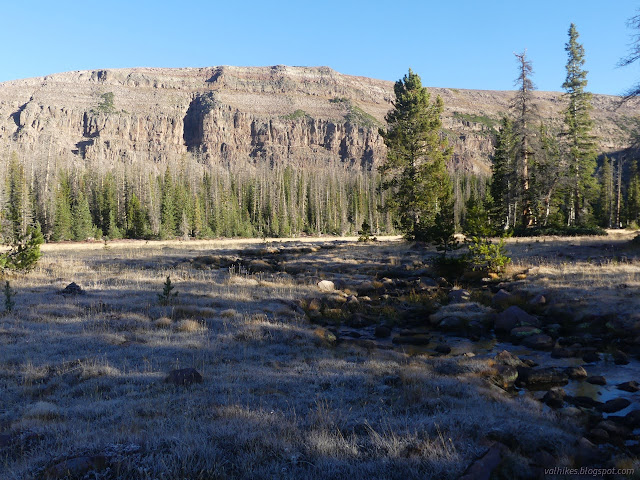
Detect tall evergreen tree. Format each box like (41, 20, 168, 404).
(490, 117, 517, 229)
(71, 191, 94, 241)
(512, 51, 537, 226)
(563, 23, 597, 225)
(52, 174, 73, 241)
(6, 153, 32, 241)
(378, 69, 452, 241)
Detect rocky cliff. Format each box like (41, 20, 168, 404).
(0, 65, 638, 175)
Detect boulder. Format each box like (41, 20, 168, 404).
(491, 289, 512, 307)
(495, 306, 539, 333)
(542, 387, 566, 408)
(595, 420, 631, 438)
(567, 396, 603, 409)
(582, 352, 601, 363)
(494, 350, 525, 367)
(599, 398, 631, 414)
(586, 375, 606, 385)
(522, 334, 554, 350)
(625, 410, 640, 427)
(392, 334, 431, 346)
(517, 367, 568, 387)
(59, 282, 84, 295)
(510, 326, 542, 342)
(448, 289, 471, 304)
(459, 443, 505, 480)
(613, 350, 630, 365)
(317, 280, 335, 293)
(438, 316, 465, 331)
(617, 381, 640, 393)
(164, 368, 203, 386)
(492, 365, 518, 388)
(565, 366, 588, 380)
(374, 325, 391, 338)
(434, 344, 452, 355)
(529, 294, 547, 306)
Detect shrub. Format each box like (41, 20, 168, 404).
(467, 236, 511, 274)
(0, 225, 44, 272)
(358, 220, 376, 242)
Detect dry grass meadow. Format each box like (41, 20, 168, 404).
(1, 232, 639, 479)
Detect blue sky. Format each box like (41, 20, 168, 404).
(1, 0, 638, 95)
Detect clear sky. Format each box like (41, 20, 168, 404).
(1, 0, 638, 95)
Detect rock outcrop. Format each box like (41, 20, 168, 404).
(0, 65, 638, 174)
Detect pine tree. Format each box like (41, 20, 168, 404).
(160, 169, 176, 238)
(512, 51, 537, 227)
(597, 156, 615, 228)
(72, 191, 94, 241)
(379, 69, 452, 241)
(126, 192, 147, 238)
(490, 117, 517, 229)
(52, 175, 73, 241)
(563, 23, 597, 225)
(6, 153, 31, 242)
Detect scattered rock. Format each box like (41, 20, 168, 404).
(317, 280, 335, 293)
(598, 398, 631, 414)
(529, 294, 546, 306)
(374, 325, 391, 338)
(434, 344, 452, 355)
(617, 381, 640, 393)
(355, 280, 375, 295)
(565, 366, 588, 380)
(613, 350, 630, 365)
(625, 410, 640, 427)
(491, 289, 512, 307)
(542, 387, 566, 408)
(392, 334, 431, 346)
(494, 350, 525, 367)
(510, 326, 542, 342)
(43, 455, 107, 479)
(164, 368, 203, 386)
(346, 295, 359, 306)
(517, 367, 568, 387)
(582, 352, 601, 363)
(586, 375, 606, 385)
(495, 306, 539, 333)
(522, 334, 554, 350)
(492, 365, 518, 388)
(59, 282, 84, 295)
(313, 327, 337, 345)
(459, 442, 505, 480)
(307, 298, 322, 311)
(588, 428, 609, 444)
(438, 316, 465, 331)
(567, 396, 603, 409)
(595, 420, 631, 438)
(448, 289, 471, 304)
(530, 450, 555, 469)
(574, 437, 602, 465)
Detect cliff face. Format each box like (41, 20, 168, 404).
(0, 65, 638, 175)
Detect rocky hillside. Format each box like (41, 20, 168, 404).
(0, 65, 638, 175)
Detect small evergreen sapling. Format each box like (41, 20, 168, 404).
(158, 275, 178, 305)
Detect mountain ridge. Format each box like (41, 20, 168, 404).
(0, 65, 637, 175)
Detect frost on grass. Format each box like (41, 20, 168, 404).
(0, 238, 585, 480)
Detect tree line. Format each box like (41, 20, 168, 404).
(0, 153, 403, 242)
